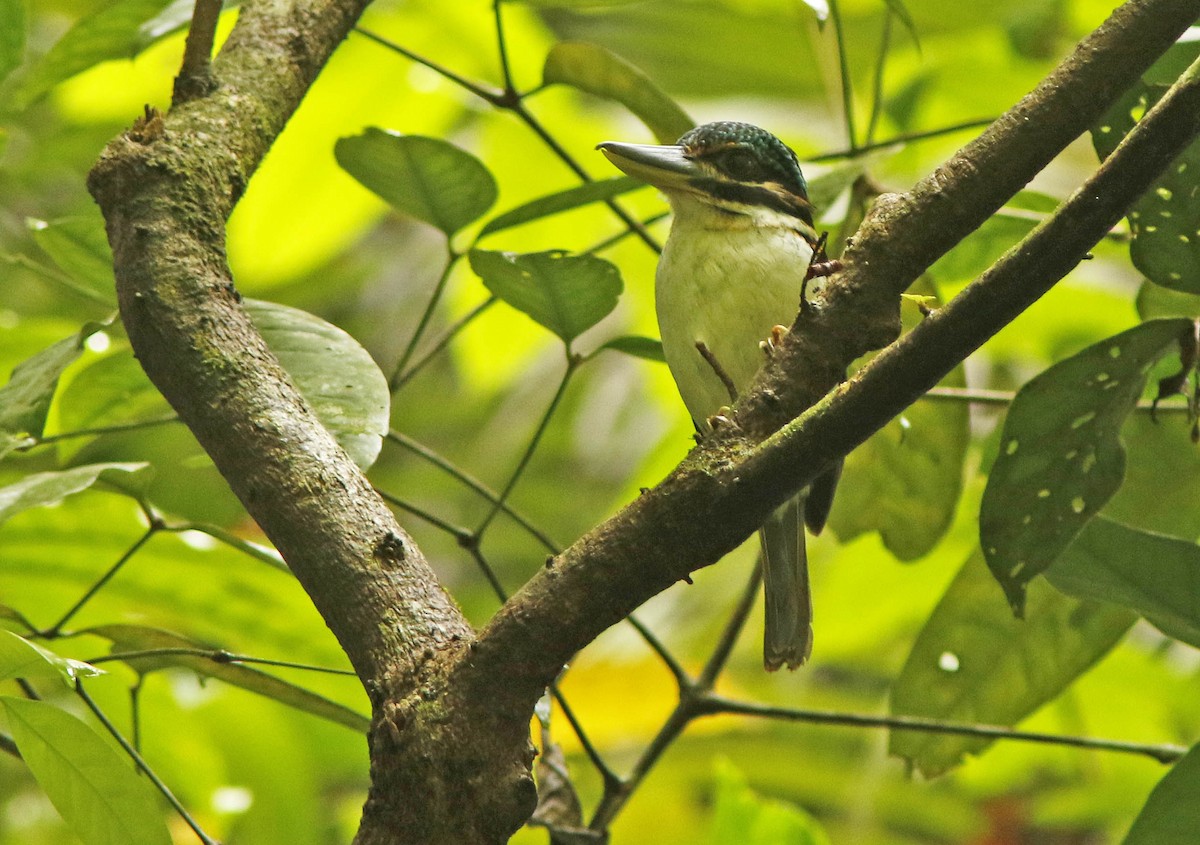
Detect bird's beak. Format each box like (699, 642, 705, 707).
(596, 141, 698, 191)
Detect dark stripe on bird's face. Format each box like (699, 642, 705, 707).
(693, 178, 815, 228)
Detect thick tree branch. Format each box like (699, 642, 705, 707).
(475, 0, 1200, 712)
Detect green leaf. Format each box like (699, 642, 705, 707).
(1, 696, 172, 845)
(0, 330, 90, 438)
(135, 0, 202, 48)
(597, 335, 665, 363)
(543, 42, 693, 144)
(469, 249, 623, 346)
(829, 278, 967, 559)
(980, 319, 1189, 615)
(245, 299, 390, 470)
(1122, 742, 1200, 844)
(1135, 280, 1200, 321)
(1092, 39, 1200, 294)
(0, 630, 104, 685)
(0, 0, 24, 86)
(709, 757, 830, 845)
(27, 214, 117, 304)
(87, 624, 369, 733)
(0, 0, 176, 111)
(0, 462, 152, 529)
(1046, 517, 1200, 649)
(334, 129, 497, 236)
(881, 0, 920, 49)
(889, 550, 1135, 777)
(478, 175, 643, 238)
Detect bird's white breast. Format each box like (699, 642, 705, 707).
(655, 202, 814, 427)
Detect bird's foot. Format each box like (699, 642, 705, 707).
(760, 325, 789, 358)
(706, 406, 738, 431)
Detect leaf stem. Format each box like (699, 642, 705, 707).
(390, 249, 460, 392)
(389, 296, 497, 392)
(827, 0, 858, 150)
(40, 526, 158, 638)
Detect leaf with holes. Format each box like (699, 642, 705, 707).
(889, 550, 1134, 777)
(479, 175, 642, 238)
(2, 697, 172, 845)
(1091, 39, 1200, 293)
(0, 463, 152, 528)
(980, 319, 1190, 615)
(544, 42, 693, 144)
(469, 250, 623, 346)
(334, 129, 497, 236)
(0, 630, 103, 686)
(1122, 742, 1200, 845)
(1047, 516, 1200, 649)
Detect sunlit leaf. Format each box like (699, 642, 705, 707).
(980, 319, 1190, 615)
(709, 757, 831, 845)
(1092, 39, 1200, 294)
(0, 463, 152, 528)
(87, 624, 369, 732)
(0, 630, 104, 685)
(245, 299, 390, 470)
(469, 249, 622, 346)
(0, 0, 175, 111)
(597, 335, 664, 363)
(27, 214, 117, 303)
(0, 0, 24, 86)
(543, 42, 693, 144)
(334, 128, 497, 236)
(478, 175, 642, 238)
(1046, 517, 1200, 649)
(889, 550, 1135, 777)
(1, 697, 172, 845)
(1122, 742, 1200, 844)
(0, 329, 90, 438)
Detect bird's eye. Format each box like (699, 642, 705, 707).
(719, 149, 761, 181)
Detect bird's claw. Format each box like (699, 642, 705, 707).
(706, 407, 738, 431)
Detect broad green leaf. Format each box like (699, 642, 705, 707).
(0, 330, 90, 438)
(0, 463, 152, 528)
(334, 129, 497, 236)
(709, 757, 830, 845)
(0, 630, 104, 685)
(1122, 742, 1200, 844)
(597, 335, 665, 363)
(1092, 39, 1200, 293)
(980, 319, 1189, 615)
(889, 550, 1135, 777)
(543, 42, 693, 144)
(829, 278, 967, 559)
(0, 0, 24, 86)
(1135, 280, 1200, 321)
(0, 0, 175, 111)
(1104, 412, 1200, 540)
(87, 624, 369, 732)
(1046, 517, 1200, 649)
(1, 696, 172, 845)
(478, 175, 642, 238)
(470, 249, 622, 346)
(27, 214, 117, 303)
(244, 299, 390, 470)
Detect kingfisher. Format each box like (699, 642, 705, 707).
(598, 121, 840, 670)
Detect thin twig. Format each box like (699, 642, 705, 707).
(173, 0, 223, 104)
(40, 526, 158, 637)
(808, 118, 997, 162)
(492, 0, 516, 94)
(696, 560, 763, 690)
(88, 648, 358, 676)
(389, 296, 497, 391)
(827, 0, 858, 150)
(377, 488, 475, 544)
(390, 250, 460, 392)
(25, 414, 180, 447)
(696, 342, 738, 403)
(352, 27, 503, 102)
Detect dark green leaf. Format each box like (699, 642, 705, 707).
(1122, 742, 1200, 844)
(245, 299, 390, 470)
(1, 0, 175, 111)
(1135, 280, 1200, 321)
(1047, 517, 1200, 649)
(889, 551, 1135, 777)
(543, 42, 693, 144)
(27, 214, 117, 303)
(709, 757, 831, 845)
(334, 129, 497, 236)
(0, 330, 89, 438)
(980, 319, 1189, 614)
(829, 279, 967, 559)
(1, 697, 172, 845)
(0, 630, 104, 685)
(478, 175, 643, 238)
(0, 463, 152, 528)
(469, 249, 623, 346)
(1092, 40, 1200, 293)
(0, 0, 24, 86)
(597, 335, 664, 363)
(87, 624, 369, 733)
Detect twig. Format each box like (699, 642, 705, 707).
(808, 118, 997, 162)
(389, 296, 497, 392)
(173, 0, 223, 103)
(389, 250, 460, 392)
(696, 342, 738, 403)
(40, 526, 158, 638)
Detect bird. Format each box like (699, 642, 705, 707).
(598, 121, 840, 670)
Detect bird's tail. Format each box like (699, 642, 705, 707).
(761, 497, 812, 671)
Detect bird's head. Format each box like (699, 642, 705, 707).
(598, 121, 814, 233)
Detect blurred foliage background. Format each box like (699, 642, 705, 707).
(2, 0, 1200, 843)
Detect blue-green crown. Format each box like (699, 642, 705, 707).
(677, 122, 809, 200)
